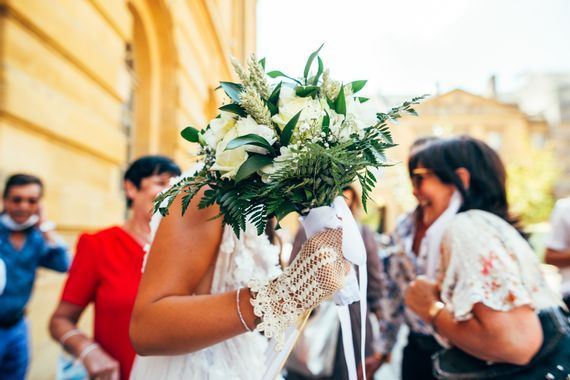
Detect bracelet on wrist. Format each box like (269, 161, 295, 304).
(78, 342, 99, 363)
(428, 300, 445, 328)
(59, 329, 82, 346)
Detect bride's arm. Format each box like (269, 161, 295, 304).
(129, 188, 258, 355)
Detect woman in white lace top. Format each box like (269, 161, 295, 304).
(403, 136, 563, 368)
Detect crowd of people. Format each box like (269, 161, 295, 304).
(1, 136, 569, 380)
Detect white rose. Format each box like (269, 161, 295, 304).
(210, 128, 248, 179)
(271, 87, 323, 130)
(203, 111, 237, 149)
(234, 116, 277, 154)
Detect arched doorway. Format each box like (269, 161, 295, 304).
(126, 0, 178, 160)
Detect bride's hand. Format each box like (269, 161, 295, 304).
(249, 228, 350, 349)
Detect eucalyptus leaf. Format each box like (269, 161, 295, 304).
(235, 154, 274, 183)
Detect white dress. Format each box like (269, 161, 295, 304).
(130, 225, 282, 380)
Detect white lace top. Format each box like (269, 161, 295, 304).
(439, 210, 560, 321)
(130, 225, 282, 380)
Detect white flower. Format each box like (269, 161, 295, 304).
(347, 97, 376, 131)
(271, 87, 322, 131)
(234, 116, 277, 154)
(210, 128, 248, 179)
(203, 112, 236, 149)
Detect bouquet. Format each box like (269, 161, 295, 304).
(154, 44, 426, 236)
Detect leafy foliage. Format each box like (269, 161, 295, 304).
(153, 46, 427, 236)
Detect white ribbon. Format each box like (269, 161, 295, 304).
(262, 196, 368, 380)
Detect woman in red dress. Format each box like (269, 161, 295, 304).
(49, 156, 181, 380)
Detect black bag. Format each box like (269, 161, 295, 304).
(432, 307, 570, 379)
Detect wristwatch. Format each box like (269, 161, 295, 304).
(428, 300, 445, 324)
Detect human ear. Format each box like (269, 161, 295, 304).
(124, 180, 138, 201)
(455, 167, 471, 190)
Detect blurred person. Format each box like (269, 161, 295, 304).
(374, 136, 440, 380)
(404, 136, 569, 378)
(49, 156, 181, 380)
(284, 185, 386, 380)
(0, 174, 70, 380)
(544, 196, 570, 310)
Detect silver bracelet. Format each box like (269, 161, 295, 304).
(236, 288, 252, 332)
(79, 342, 99, 363)
(59, 329, 82, 346)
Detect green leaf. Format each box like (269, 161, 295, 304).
(226, 134, 275, 155)
(406, 108, 419, 116)
(303, 43, 324, 82)
(335, 85, 347, 116)
(357, 97, 370, 103)
(219, 82, 243, 103)
(280, 109, 303, 146)
(350, 80, 367, 94)
(267, 71, 302, 85)
(265, 99, 278, 115)
(181, 126, 200, 143)
(312, 56, 324, 85)
(219, 103, 246, 117)
(268, 82, 282, 105)
(295, 85, 319, 98)
(259, 57, 266, 70)
(235, 154, 274, 183)
(322, 110, 330, 134)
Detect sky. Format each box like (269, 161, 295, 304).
(257, 0, 570, 97)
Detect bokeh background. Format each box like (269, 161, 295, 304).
(0, 1, 568, 378)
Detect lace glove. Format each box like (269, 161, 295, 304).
(249, 228, 350, 350)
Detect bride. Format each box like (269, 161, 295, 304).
(129, 188, 350, 379)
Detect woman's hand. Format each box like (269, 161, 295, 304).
(357, 352, 390, 380)
(81, 345, 120, 380)
(404, 275, 440, 322)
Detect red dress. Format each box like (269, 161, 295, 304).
(61, 226, 145, 380)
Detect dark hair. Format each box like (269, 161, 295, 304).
(124, 155, 181, 208)
(408, 135, 524, 234)
(3, 174, 43, 198)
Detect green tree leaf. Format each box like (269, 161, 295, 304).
(181, 126, 200, 143)
(312, 57, 324, 85)
(235, 154, 274, 183)
(295, 85, 319, 98)
(226, 134, 275, 155)
(280, 109, 303, 146)
(219, 82, 243, 103)
(303, 43, 324, 83)
(322, 110, 330, 134)
(268, 82, 282, 105)
(335, 85, 347, 116)
(259, 57, 266, 70)
(349, 80, 367, 93)
(219, 103, 246, 116)
(267, 71, 302, 85)
(357, 97, 370, 103)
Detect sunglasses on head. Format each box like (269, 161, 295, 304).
(410, 168, 434, 188)
(6, 196, 40, 205)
